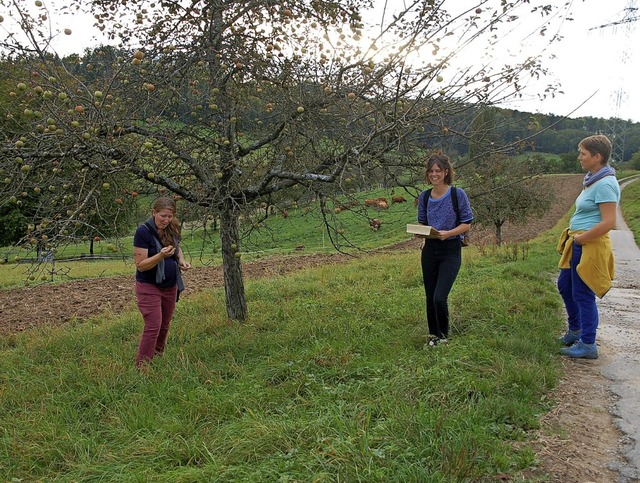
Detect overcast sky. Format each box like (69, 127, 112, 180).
(371, 0, 640, 123)
(501, 0, 640, 122)
(16, 0, 640, 123)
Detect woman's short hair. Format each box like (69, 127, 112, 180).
(579, 135, 612, 165)
(426, 152, 455, 185)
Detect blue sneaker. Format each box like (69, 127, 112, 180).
(560, 340, 598, 359)
(558, 329, 581, 346)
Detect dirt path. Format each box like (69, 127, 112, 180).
(522, 175, 640, 483)
(596, 177, 640, 481)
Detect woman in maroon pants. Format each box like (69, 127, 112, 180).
(133, 197, 191, 369)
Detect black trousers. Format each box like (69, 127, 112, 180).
(421, 239, 462, 339)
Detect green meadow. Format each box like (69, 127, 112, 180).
(0, 175, 639, 481)
(620, 174, 640, 245)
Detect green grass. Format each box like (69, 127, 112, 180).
(1, 175, 639, 480)
(239, 188, 417, 254)
(0, 258, 135, 289)
(621, 174, 640, 246)
(617, 169, 640, 181)
(1, 226, 566, 481)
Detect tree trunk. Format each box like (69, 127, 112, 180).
(495, 222, 504, 246)
(219, 200, 248, 322)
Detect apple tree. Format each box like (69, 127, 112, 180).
(462, 152, 554, 245)
(0, 0, 570, 321)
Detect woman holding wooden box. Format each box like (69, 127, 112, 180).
(416, 152, 473, 347)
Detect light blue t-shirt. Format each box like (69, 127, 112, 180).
(570, 176, 620, 231)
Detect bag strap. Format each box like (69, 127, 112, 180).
(451, 186, 461, 224)
(422, 189, 432, 225)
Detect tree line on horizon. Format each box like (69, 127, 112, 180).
(420, 105, 640, 165)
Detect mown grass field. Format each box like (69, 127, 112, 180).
(0, 174, 638, 481)
(1, 235, 563, 481)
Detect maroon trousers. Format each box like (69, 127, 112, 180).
(135, 281, 178, 367)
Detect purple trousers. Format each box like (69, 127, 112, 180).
(557, 242, 599, 345)
(135, 281, 177, 367)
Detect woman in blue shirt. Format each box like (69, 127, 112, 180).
(558, 135, 620, 359)
(416, 152, 473, 347)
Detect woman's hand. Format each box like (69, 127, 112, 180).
(134, 245, 180, 272)
(179, 260, 191, 271)
(159, 245, 176, 258)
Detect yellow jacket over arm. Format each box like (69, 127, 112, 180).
(557, 227, 615, 298)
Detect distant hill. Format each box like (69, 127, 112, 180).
(423, 106, 639, 163)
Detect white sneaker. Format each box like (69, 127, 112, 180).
(424, 336, 447, 348)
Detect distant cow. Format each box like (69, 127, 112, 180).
(339, 201, 359, 210)
(335, 201, 358, 214)
(364, 198, 389, 210)
(392, 196, 407, 204)
(369, 218, 382, 231)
